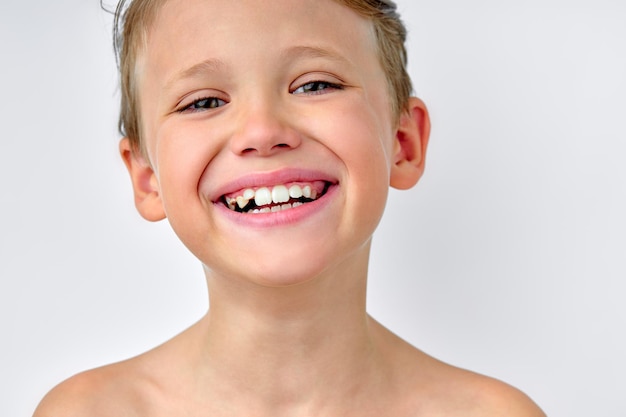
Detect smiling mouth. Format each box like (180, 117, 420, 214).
(220, 181, 332, 214)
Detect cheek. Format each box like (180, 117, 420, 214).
(326, 102, 394, 227)
(153, 122, 218, 217)
(329, 96, 395, 180)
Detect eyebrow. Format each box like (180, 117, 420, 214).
(165, 58, 226, 91)
(164, 45, 349, 91)
(279, 45, 350, 65)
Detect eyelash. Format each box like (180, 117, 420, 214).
(292, 80, 343, 95)
(177, 80, 343, 113)
(177, 97, 227, 113)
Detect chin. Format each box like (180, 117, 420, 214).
(242, 256, 333, 288)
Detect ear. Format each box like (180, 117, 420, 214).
(119, 138, 166, 221)
(390, 97, 431, 190)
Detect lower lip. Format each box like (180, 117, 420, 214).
(213, 183, 338, 228)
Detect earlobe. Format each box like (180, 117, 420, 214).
(119, 138, 166, 222)
(390, 97, 431, 190)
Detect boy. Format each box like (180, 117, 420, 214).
(35, 0, 545, 415)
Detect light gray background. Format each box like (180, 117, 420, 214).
(1, 1, 624, 416)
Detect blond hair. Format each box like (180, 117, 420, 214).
(111, 0, 412, 151)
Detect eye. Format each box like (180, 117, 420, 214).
(178, 96, 227, 113)
(292, 80, 343, 95)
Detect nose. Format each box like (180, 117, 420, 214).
(230, 101, 302, 156)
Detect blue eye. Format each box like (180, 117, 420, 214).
(293, 81, 343, 95)
(179, 97, 227, 113)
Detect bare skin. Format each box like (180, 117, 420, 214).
(35, 249, 544, 417)
(35, 318, 544, 417)
(34, 0, 545, 415)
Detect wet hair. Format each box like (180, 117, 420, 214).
(108, 0, 412, 152)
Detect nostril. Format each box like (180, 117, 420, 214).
(274, 143, 290, 149)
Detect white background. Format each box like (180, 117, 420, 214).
(1, 1, 624, 416)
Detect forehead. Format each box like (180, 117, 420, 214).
(140, 0, 379, 81)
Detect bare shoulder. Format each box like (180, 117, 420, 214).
(33, 360, 155, 417)
(408, 356, 546, 417)
(370, 319, 546, 416)
(33, 321, 205, 417)
(448, 370, 546, 417)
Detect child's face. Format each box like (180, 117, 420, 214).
(127, 0, 416, 285)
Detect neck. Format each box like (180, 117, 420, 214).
(180, 241, 393, 414)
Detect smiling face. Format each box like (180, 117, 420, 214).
(122, 0, 428, 286)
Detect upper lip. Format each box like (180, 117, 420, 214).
(208, 168, 339, 203)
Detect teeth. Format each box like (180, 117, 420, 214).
(243, 189, 255, 200)
(236, 196, 248, 209)
(225, 182, 326, 213)
(271, 185, 290, 204)
(289, 185, 303, 199)
(254, 187, 272, 206)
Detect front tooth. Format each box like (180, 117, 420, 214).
(302, 185, 312, 199)
(272, 185, 290, 204)
(254, 187, 272, 206)
(289, 185, 303, 198)
(271, 206, 281, 213)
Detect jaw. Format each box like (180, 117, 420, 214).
(202, 226, 374, 291)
